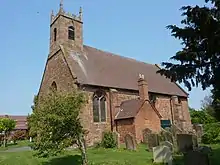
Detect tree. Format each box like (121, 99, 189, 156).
(190, 108, 216, 124)
(27, 95, 39, 139)
(157, 0, 220, 120)
(201, 94, 216, 117)
(0, 118, 16, 147)
(28, 90, 88, 165)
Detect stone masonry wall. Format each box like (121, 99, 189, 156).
(115, 118, 136, 143)
(50, 15, 83, 56)
(79, 87, 111, 146)
(180, 97, 192, 131)
(154, 95, 172, 121)
(82, 87, 139, 146)
(38, 50, 76, 97)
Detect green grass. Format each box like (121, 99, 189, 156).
(209, 144, 220, 165)
(0, 144, 220, 165)
(0, 145, 153, 165)
(0, 140, 31, 151)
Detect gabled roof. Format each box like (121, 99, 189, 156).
(115, 99, 141, 120)
(115, 99, 162, 120)
(58, 45, 188, 97)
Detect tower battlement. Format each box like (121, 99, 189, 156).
(50, 1, 82, 25)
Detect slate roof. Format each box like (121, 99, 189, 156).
(63, 45, 188, 97)
(115, 99, 162, 120)
(0, 115, 28, 130)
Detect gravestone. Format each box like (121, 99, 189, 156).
(147, 134, 160, 151)
(153, 145, 173, 165)
(184, 150, 210, 165)
(177, 134, 193, 153)
(161, 141, 173, 152)
(142, 128, 152, 144)
(197, 146, 212, 155)
(124, 134, 136, 151)
(193, 124, 203, 142)
(160, 129, 174, 144)
(192, 135, 198, 149)
(113, 131, 120, 148)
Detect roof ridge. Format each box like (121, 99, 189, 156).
(84, 45, 156, 67)
(0, 115, 28, 118)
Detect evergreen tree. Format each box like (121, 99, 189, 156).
(157, 0, 220, 120)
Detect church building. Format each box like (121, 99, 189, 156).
(38, 2, 192, 145)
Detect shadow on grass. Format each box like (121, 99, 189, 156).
(173, 154, 184, 165)
(172, 145, 220, 165)
(210, 146, 220, 165)
(42, 155, 82, 165)
(6, 143, 17, 147)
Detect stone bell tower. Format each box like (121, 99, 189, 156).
(49, 0, 83, 55)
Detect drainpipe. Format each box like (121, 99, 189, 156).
(109, 89, 113, 131)
(170, 97, 174, 125)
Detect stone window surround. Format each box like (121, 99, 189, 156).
(51, 81, 58, 91)
(68, 26, 75, 40)
(93, 91, 107, 123)
(53, 28, 57, 42)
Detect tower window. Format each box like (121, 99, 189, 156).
(68, 26, 75, 40)
(51, 81, 57, 92)
(93, 90, 107, 122)
(54, 28, 57, 41)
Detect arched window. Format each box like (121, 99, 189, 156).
(68, 26, 75, 40)
(93, 90, 107, 122)
(51, 81, 57, 92)
(54, 28, 57, 41)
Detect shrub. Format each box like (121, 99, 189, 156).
(201, 122, 220, 144)
(190, 109, 217, 124)
(201, 133, 213, 144)
(11, 130, 27, 141)
(101, 131, 117, 148)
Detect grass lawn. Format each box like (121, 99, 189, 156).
(0, 143, 220, 165)
(0, 140, 31, 151)
(0, 145, 153, 165)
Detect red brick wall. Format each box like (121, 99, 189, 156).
(135, 103, 161, 143)
(115, 118, 135, 143)
(111, 89, 139, 131)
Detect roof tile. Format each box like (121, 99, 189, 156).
(65, 45, 188, 97)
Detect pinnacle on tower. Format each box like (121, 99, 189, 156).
(79, 7, 83, 20)
(59, 0, 64, 13)
(51, 10, 54, 21)
(51, 10, 54, 16)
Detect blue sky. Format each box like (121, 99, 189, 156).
(0, 0, 210, 115)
